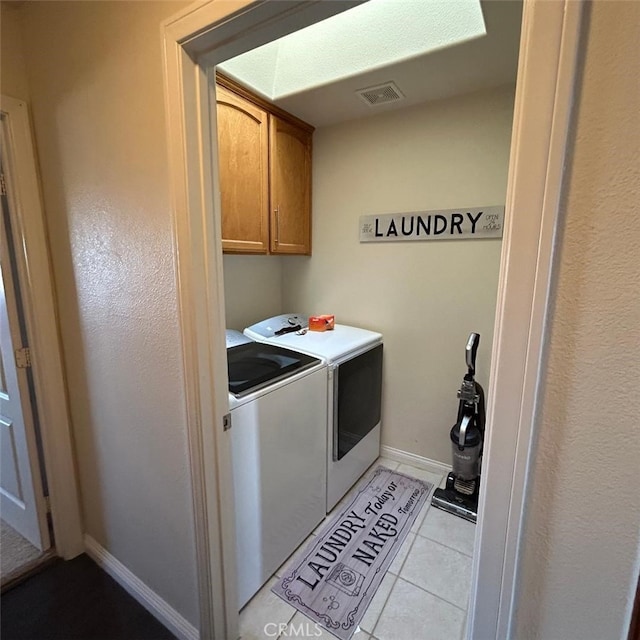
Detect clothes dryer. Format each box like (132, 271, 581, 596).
(244, 316, 383, 511)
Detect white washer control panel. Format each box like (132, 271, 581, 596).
(245, 314, 309, 339)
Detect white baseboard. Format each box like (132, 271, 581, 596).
(84, 535, 199, 640)
(381, 445, 452, 476)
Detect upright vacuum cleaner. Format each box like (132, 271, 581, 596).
(432, 333, 486, 523)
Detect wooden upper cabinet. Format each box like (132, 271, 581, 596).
(269, 116, 312, 255)
(215, 74, 314, 255)
(216, 85, 269, 254)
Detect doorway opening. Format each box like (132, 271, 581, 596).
(0, 116, 55, 589)
(0, 93, 84, 590)
(161, 1, 582, 637)
(212, 1, 521, 636)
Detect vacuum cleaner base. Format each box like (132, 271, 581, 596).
(432, 482, 478, 524)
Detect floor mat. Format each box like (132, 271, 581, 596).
(1, 520, 42, 582)
(272, 466, 433, 640)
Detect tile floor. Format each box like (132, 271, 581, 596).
(239, 458, 475, 640)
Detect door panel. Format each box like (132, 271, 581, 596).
(216, 85, 269, 254)
(0, 418, 23, 500)
(269, 115, 312, 254)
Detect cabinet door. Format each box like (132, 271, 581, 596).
(269, 115, 312, 255)
(216, 86, 269, 254)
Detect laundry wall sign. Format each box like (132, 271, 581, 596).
(359, 205, 504, 243)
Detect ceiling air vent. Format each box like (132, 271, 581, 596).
(356, 81, 405, 107)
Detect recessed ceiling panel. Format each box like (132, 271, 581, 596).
(220, 0, 486, 100)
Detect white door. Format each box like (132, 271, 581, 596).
(0, 161, 50, 551)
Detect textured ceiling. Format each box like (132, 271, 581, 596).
(220, 0, 487, 99)
(218, 0, 522, 128)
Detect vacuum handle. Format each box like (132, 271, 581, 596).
(458, 413, 472, 448)
(466, 333, 480, 375)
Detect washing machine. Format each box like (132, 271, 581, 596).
(226, 330, 327, 607)
(244, 315, 383, 512)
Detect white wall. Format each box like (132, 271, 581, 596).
(17, 1, 199, 626)
(283, 85, 515, 463)
(223, 255, 283, 330)
(0, 3, 30, 100)
(514, 2, 640, 638)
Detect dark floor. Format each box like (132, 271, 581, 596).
(1, 554, 176, 640)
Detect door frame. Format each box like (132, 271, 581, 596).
(161, 1, 584, 638)
(0, 94, 84, 560)
(470, 2, 583, 637)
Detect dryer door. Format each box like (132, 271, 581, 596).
(333, 343, 383, 461)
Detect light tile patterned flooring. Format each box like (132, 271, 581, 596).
(239, 458, 474, 640)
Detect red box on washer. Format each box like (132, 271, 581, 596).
(308, 315, 335, 331)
